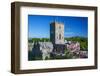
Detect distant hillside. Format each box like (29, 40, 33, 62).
(28, 38, 50, 43)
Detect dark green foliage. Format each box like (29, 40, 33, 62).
(29, 38, 50, 42)
(28, 39, 33, 43)
(45, 56, 49, 60)
(34, 57, 42, 60)
(28, 51, 35, 60)
(64, 49, 73, 59)
(28, 51, 42, 61)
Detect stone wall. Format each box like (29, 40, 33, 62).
(31, 42, 53, 60)
(50, 22, 64, 44)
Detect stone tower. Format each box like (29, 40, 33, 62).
(50, 21, 64, 44)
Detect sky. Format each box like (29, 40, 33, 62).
(28, 15, 88, 38)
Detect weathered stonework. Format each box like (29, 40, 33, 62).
(50, 22, 64, 44)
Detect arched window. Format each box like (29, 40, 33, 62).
(59, 26, 61, 29)
(59, 34, 61, 39)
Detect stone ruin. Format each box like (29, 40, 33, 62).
(28, 21, 87, 60)
(29, 42, 53, 60)
(28, 41, 87, 60)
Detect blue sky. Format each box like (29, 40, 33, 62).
(28, 15, 88, 38)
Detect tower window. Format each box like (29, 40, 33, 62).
(59, 34, 61, 39)
(59, 26, 61, 29)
